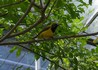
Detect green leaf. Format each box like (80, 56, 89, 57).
(91, 49, 95, 54)
(9, 46, 17, 53)
(16, 65, 23, 70)
(16, 48, 22, 57)
(26, 67, 31, 70)
(56, 0, 65, 8)
(34, 54, 40, 60)
(54, 63, 59, 70)
(0, 0, 97, 70)
(74, 57, 78, 65)
(96, 47, 98, 53)
(89, 0, 92, 5)
(69, 52, 73, 58)
(0, 28, 4, 36)
(74, 66, 78, 70)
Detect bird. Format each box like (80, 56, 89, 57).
(34, 23, 59, 39)
(93, 37, 98, 44)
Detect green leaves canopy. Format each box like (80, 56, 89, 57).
(0, 0, 97, 70)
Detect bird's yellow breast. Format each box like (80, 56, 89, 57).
(38, 28, 54, 39)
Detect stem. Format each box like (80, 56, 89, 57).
(0, 32, 98, 45)
(0, 0, 35, 42)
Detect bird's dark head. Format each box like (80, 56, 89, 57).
(51, 23, 59, 32)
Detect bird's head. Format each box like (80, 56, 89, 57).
(51, 23, 59, 32)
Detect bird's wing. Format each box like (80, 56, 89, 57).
(38, 26, 50, 35)
(33, 25, 51, 38)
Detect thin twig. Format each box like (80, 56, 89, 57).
(0, 13, 8, 17)
(0, 0, 51, 40)
(0, 0, 24, 8)
(43, 0, 50, 12)
(30, 43, 57, 56)
(28, 0, 41, 9)
(0, 0, 49, 39)
(0, 31, 98, 45)
(46, 0, 57, 19)
(0, 0, 35, 42)
(40, 0, 43, 8)
(7, 17, 44, 38)
(33, 3, 41, 9)
(41, 0, 50, 17)
(18, 44, 66, 70)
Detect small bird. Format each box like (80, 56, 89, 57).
(93, 37, 98, 44)
(34, 23, 59, 39)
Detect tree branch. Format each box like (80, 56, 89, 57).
(40, 0, 50, 17)
(46, 0, 57, 19)
(0, 13, 8, 17)
(7, 17, 44, 38)
(40, 0, 43, 8)
(30, 44, 57, 56)
(33, 2, 41, 9)
(43, 0, 50, 12)
(1, 1, 50, 39)
(1, 32, 98, 45)
(29, 0, 41, 9)
(0, 0, 35, 42)
(87, 39, 97, 46)
(17, 44, 66, 70)
(0, 0, 24, 8)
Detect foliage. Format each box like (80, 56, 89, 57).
(0, 0, 98, 70)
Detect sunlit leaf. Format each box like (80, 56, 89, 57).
(16, 48, 22, 57)
(9, 46, 17, 53)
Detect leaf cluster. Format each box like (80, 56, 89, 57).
(0, 0, 97, 70)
